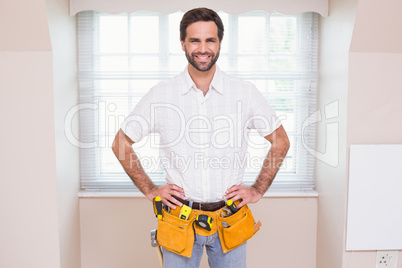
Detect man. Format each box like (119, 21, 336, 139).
(112, 7, 289, 268)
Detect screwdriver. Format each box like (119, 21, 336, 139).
(154, 196, 163, 220)
(226, 199, 238, 214)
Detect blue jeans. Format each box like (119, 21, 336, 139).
(162, 232, 247, 268)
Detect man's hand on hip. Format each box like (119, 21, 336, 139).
(147, 184, 186, 209)
(222, 184, 262, 208)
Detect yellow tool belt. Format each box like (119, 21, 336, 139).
(154, 200, 261, 258)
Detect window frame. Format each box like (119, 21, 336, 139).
(76, 10, 318, 192)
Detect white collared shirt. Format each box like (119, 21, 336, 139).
(121, 66, 280, 202)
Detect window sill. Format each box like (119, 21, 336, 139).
(78, 190, 318, 198)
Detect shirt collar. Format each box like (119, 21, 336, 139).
(181, 65, 224, 95)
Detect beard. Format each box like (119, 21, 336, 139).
(184, 46, 220, 72)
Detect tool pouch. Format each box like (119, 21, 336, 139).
(217, 205, 259, 253)
(156, 208, 195, 258)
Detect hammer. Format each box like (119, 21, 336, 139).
(150, 229, 163, 267)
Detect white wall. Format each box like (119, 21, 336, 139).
(316, 0, 358, 266)
(0, 0, 61, 267)
(46, 0, 81, 267)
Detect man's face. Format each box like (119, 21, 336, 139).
(181, 21, 221, 72)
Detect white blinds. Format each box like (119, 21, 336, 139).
(70, 0, 328, 16)
(77, 11, 318, 192)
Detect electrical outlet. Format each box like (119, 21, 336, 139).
(376, 251, 398, 268)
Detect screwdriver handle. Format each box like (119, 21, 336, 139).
(226, 199, 238, 214)
(154, 196, 163, 220)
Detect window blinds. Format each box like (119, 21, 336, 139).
(77, 11, 318, 192)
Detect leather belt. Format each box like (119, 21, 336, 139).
(172, 196, 226, 211)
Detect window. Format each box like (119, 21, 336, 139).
(76, 11, 318, 192)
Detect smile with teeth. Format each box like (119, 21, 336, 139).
(195, 55, 211, 62)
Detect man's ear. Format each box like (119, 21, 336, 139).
(181, 39, 185, 52)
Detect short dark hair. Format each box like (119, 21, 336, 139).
(180, 8, 224, 42)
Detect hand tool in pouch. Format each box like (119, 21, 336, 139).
(154, 196, 163, 220)
(221, 221, 230, 228)
(179, 204, 192, 220)
(226, 199, 238, 214)
(195, 214, 213, 231)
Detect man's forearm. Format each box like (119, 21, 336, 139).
(252, 146, 287, 195)
(112, 130, 157, 199)
(112, 129, 185, 207)
(123, 150, 157, 198)
(252, 128, 290, 195)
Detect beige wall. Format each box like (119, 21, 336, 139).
(0, 0, 61, 267)
(344, 0, 402, 266)
(80, 197, 317, 268)
(0, 0, 81, 267)
(317, 0, 402, 267)
(345, 53, 402, 266)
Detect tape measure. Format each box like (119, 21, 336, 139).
(196, 214, 213, 231)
